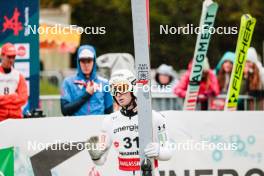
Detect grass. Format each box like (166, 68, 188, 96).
(40, 79, 60, 95)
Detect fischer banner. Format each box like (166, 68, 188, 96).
(0, 112, 264, 176)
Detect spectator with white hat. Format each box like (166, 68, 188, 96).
(60, 45, 113, 116)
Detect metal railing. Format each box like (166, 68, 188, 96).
(40, 95, 63, 117)
(39, 93, 264, 117)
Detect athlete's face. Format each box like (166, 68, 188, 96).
(115, 92, 133, 107)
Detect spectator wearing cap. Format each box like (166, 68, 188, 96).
(0, 43, 28, 121)
(60, 45, 113, 116)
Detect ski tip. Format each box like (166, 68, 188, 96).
(241, 14, 256, 26)
(242, 14, 256, 22)
(244, 14, 252, 19)
(204, 0, 218, 8)
(204, 0, 213, 5)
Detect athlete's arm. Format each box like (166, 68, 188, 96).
(145, 111, 173, 161)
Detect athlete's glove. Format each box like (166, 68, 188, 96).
(87, 136, 107, 161)
(144, 142, 160, 158)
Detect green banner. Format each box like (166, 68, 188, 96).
(0, 147, 14, 176)
(225, 14, 256, 110)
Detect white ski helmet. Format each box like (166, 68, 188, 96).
(109, 69, 137, 97)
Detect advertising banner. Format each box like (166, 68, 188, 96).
(0, 111, 263, 176)
(0, 0, 39, 110)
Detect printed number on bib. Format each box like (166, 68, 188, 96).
(123, 137, 139, 149)
(4, 87, 9, 95)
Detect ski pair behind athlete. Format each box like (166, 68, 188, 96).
(87, 69, 173, 176)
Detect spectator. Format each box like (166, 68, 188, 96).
(211, 51, 235, 110)
(153, 64, 179, 92)
(173, 58, 220, 110)
(246, 47, 264, 88)
(60, 45, 113, 116)
(0, 43, 28, 121)
(152, 64, 182, 110)
(214, 51, 235, 93)
(239, 47, 264, 110)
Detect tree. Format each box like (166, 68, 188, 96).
(41, 0, 264, 70)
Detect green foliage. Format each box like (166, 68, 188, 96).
(40, 79, 60, 95)
(41, 0, 264, 70)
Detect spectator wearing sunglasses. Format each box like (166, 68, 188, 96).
(0, 42, 28, 121)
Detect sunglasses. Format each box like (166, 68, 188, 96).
(110, 83, 133, 96)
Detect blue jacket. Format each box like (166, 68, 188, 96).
(60, 45, 113, 116)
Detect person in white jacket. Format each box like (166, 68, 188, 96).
(246, 47, 264, 88)
(87, 69, 173, 176)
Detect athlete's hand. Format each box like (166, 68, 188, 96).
(144, 143, 160, 158)
(87, 136, 104, 160)
(86, 81, 95, 95)
(87, 134, 109, 161)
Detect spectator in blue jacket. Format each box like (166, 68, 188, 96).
(60, 45, 113, 116)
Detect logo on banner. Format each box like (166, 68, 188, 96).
(228, 93, 237, 104)
(14, 43, 30, 59)
(114, 141, 119, 148)
(2, 8, 23, 36)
